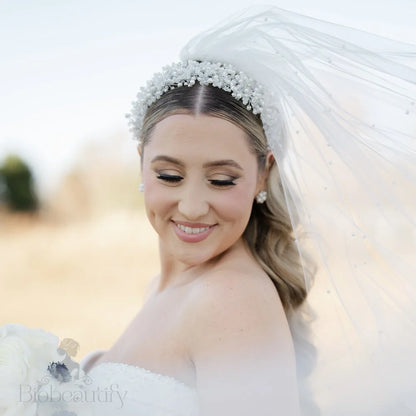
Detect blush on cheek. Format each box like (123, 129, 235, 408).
(214, 188, 254, 223)
(145, 189, 173, 217)
(142, 182, 172, 227)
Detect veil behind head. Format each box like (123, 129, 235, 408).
(181, 6, 416, 415)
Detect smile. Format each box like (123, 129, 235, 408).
(172, 221, 216, 243)
(175, 224, 212, 234)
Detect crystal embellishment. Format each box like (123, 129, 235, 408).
(126, 60, 266, 141)
(256, 190, 267, 204)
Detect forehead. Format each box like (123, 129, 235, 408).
(144, 113, 254, 162)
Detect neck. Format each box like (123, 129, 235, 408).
(153, 237, 249, 294)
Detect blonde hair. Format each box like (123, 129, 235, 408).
(140, 83, 310, 311)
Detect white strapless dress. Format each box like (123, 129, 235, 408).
(80, 351, 199, 416)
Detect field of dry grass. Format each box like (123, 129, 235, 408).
(0, 209, 159, 359)
(0, 138, 160, 360)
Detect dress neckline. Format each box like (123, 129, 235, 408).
(89, 361, 197, 392)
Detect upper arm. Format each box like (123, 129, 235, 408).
(186, 274, 300, 416)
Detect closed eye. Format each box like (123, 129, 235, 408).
(157, 173, 183, 183)
(210, 179, 236, 187)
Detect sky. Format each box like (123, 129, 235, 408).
(1, 0, 415, 195)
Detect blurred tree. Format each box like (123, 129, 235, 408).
(0, 154, 38, 211)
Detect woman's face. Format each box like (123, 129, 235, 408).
(141, 113, 264, 267)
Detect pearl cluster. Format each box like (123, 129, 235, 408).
(126, 60, 266, 141)
(256, 190, 267, 204)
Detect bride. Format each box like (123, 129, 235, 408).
(80, 6, 416, 416)
(83, 74, 303, 416)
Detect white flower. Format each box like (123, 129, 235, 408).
(36, 375, 93, 416)
(0, 324, 64, 414)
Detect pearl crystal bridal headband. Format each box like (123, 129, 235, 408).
(128, 6, 416, 415)
(127, 60, 269, 142)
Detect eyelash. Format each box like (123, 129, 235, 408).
(156, 174, 237, 187)
(157, 174, 182, 183)
(210, 179, 236, 186)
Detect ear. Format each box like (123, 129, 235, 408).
(265, 151, 275, 173)
(137, 144, 142, 157)
(256, 151, 275, 193)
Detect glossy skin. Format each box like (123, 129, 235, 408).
(141, 113, 265, 285)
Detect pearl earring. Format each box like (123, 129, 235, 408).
(256, 190, 267, 204)
(138, 183, 144, 193)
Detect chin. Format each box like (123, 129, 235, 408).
(175, 250, 217, 267)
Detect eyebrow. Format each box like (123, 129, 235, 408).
(151, 155, 185, 167)
(203, 159, 243, 170)
(151, 155, 243, 170)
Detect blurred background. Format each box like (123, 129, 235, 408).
(1, 0, 415, 360)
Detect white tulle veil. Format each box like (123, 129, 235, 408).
(178, 6, 416, 415)
(126, 5, 416, 415)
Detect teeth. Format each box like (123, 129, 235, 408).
(176, 224, 211, 234)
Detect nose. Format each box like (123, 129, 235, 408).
(177, 182, 210, 221)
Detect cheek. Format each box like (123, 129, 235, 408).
(142, 172, 174, 221)
(214, 186, 255, 224)
(144, 189, 170, 216)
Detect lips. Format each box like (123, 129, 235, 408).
(172, 220, 216, 242)
(176, 223, 211, 234)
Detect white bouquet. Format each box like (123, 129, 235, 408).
(0, 324, 92, 416)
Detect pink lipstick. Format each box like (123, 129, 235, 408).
(172, 221, 216, 243)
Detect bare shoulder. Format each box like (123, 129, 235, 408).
(183, 268, 293, 356)
(188, 267, 287, 320)
(182, 269, 300, 415)
(142, 274, 159, 303)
